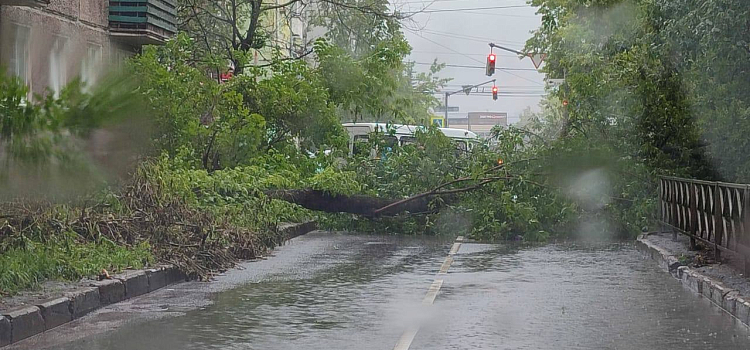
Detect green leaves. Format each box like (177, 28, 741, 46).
(308, 168, 362, 196)
(315, 36, 446, 125)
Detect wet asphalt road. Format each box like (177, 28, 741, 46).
(9, 231, 750, 350)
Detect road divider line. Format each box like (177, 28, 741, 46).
(449, 242, 461, 256)
(393, 327, 419, 350)
(438, 256, 453, 274)
(392, 236, 462, 350)
(422, 279, 444, 305)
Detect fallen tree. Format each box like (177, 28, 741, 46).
(264, 163, 535, 217)
(265, 189, 437, 217)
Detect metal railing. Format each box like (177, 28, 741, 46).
(659, 176, 750, 267)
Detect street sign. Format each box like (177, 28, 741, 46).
(431, 116, 445, 127)
(547, 78, 565, 87)
(434, 106, 459, 113)
(462, 85, 473, 95)
(528, 53, 546, 69)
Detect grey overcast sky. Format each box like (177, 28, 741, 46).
(394, 0, 545, 123)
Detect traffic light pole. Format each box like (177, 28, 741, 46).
(488, 43, 524, 56)
(444, 92, 449, 127)
(443, 78, 496, 127)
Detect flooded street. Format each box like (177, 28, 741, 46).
(14, 232, 750, 350)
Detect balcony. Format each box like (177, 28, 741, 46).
(0, 0, 49, 7)
(109, 0, 177, 46)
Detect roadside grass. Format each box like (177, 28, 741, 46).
(0, 157, 311, 296)
(0, 234, 153, 296)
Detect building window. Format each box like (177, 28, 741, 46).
(81, 43, 103, 89)
(9, 25, 31, 87)
(49, 36, 68, 97)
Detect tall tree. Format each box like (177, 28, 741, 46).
(178, 0, 403, 73)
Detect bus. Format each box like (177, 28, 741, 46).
(341, 123, 480, 157)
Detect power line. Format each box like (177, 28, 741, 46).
(420, 29, 528, 46)
(434, 92, 547, 96)
(398, 0, 525, 4)
(411, 50, 518, 57)
(415, 4, 530, 13)
(405, 28, 485, 64)
(442, 84, 543, 88)
(404, 28, 544, 86)
(434, 93, 548, 97)
(442, 86, 545, 90)
(498, 69, 545, 86)
(421, 9, 538, 18)
(436, 88, 546, 93)
(396, 0, 538, 17)
(411, 61, 538, 71)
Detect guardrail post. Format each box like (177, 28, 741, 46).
(689, 182, 697, 250)
(744, 186, 750, 273)
(714, 183, 723, 262)
(669, 181, 680, 241)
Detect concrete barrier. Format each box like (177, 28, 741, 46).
(2, 306, 45, 343)
(146, 267, 168, 292)
(279, 221, 318, 240)
(736, 297, 750, 325)
(90, 279, 126, 305)
(636, 234, 750, 328)
(37, 297, 72, 330)
(116, 271, 149, 299)
(65, 287, 100, 319)
(0, 266, 182, 348)
(0, 317, 10, 347)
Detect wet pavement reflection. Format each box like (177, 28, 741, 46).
(27, 232, 750, 350)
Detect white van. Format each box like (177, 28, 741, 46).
(341, 123, 479, 157)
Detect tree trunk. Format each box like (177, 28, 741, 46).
(264, 189, 439, 217)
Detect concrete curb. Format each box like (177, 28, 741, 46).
(279, 221, 318, 241)
(0, 221, 318, 348)
(635, 234, 750, 327)
(0, 265, 186, 348)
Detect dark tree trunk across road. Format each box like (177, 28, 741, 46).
(264, 189, 439, 217)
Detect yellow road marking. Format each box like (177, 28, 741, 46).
(438, 256, 453, 274)
(449, 242, 461, 256)
(393, 327, 419, 350)
(422, 279, 444, 305)
(392, 236, 463, 350)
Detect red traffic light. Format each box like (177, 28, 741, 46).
(492, 85, 498, 100)
(486, 53, 496, 76)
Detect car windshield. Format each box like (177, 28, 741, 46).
(3, 1, 750, 349)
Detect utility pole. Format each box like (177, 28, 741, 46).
(443, 79, 496, 127)
(444, 92, 449, 127)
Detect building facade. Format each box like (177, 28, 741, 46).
(449, 112, 508, 137)
(249, 0, 320, 66)
(0, 0, 176, 97)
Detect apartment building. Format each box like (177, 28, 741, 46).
(0, 0, 176, 97)
(249, 0, 322, 66)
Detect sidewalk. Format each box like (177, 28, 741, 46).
(637, 231, 750, 327)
